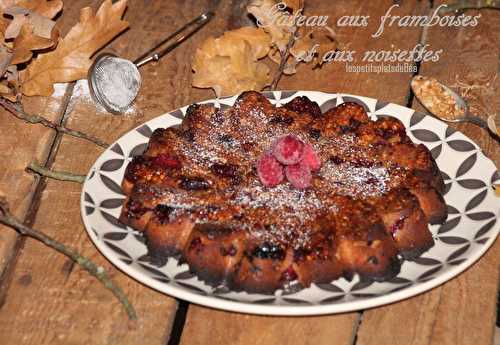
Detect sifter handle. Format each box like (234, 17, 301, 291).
(134, 11, 214, 68)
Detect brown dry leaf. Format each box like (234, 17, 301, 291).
(247, 0, 296, 53)
(267, 25, 338, 75)
(291, 26, 338, 66)
(0, 0, 15, 8)
(0, 65, 19, 100)
(223, 27, 271, 59)
(0, 0, 62, 42)
(16, 0, 63, 18)
(20, 0, 129, 96)
(0, 81, 10, 93)
(192, 27, 272, 97)
(0, 15, 7, 41)
(4, 6, 57, 39)
(0, 1, 15, 45)
(0, 79, 16, 101)
(283, 0, 304, 12)
(11, 23, 57, 64)
(6, 64, 19, 92)
(0, 44, 12, 76)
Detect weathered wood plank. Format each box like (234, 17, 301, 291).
(356, 4, 499, 345)
(0, 93, 66, 277)
(0, 0, 96, 279)
(180, 1, 429, 344)
(0, 147, 177, 344)
(181, 308, 359, 345)
(0, 0, 218, 344)
(356, 240, 498, 345)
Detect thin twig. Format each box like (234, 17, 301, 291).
(271, 32, 297, 91)
(0, 98, 109, 148)
(0, 197, 137, 320)
(27, 162, 86, 184)
(439, 0, 500, 14)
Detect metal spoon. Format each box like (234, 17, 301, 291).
(88, 11, 214, 114)
(411, 76, 499, 140)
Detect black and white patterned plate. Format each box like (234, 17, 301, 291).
(80, 91, 499, 315)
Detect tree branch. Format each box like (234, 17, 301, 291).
(0, 197, 137, 320)
(0, 98, 109, 148)
(271, 32, 297, 91)
(27, 162, 86, 184)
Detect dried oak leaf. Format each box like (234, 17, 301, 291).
(0, 44, 12, 76)
(192, 27, 272, 97)
(247, 0, 296, 53)
(20, 0, 129, 97)
(15, 0, 63, 18)
(0, 82, 16, 101)
(0, 62, 20, 100)
(267, 26, 338, 75)
(249, 0, 338, 75)
(0, 0, 62, 41)
(11, 23, 58, 64)
(0, 0, 15, 8)
(4, 6, 58, 39)
(290, 26, 338, 66)
(283, 0, 304, 12)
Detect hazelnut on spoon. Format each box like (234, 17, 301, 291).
(411, 76, 499, 140)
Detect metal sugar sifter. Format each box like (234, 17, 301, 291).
(88, 11, 214, 114)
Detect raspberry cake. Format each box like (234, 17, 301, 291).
(119, 91, 447, 294)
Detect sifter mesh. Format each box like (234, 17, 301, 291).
(89, 55, 141, 114)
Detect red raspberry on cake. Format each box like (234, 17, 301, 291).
(258, 136, 320, 189)
(272, 135, 304, 165)
(257, 152, 284, 187)
(301, 143, 321, 171)
(285, 163, 312, 189)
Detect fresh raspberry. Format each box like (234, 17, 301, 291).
(301, 143, 321, 171)
(257, 152, 284, 187)
(152, 154, 181, 169)
(272, 135, 304, 165)
(285, 163, 312, 189)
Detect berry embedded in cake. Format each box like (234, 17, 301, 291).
(119, 91, 447, 294)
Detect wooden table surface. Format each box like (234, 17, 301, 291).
(0, 1, 498, 344)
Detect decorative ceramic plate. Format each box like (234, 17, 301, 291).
(80, 91, 499, 316)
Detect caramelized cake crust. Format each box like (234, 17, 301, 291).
(119, 92, 447, 293)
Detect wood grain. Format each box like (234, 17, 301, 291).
(0, 0, 97, 280)
(0, 0, 217, 344)
(0, 138, 176, 344)
(179, 1, 430, 345)
(181, 308, 359, 345)
(0, 1, 497, 345)
(356, 240, 499, 345)
(0, 92, 66, 277)
(356, 3, 500, 345)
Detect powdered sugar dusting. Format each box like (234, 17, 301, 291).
(232, 182, 332, 249)
(138, 95, 415, 250)
(70, 79, 138, 115)
(321, 161, 390, 198)
(234, 182, 324, 215)
(51, 83, 68, 98)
